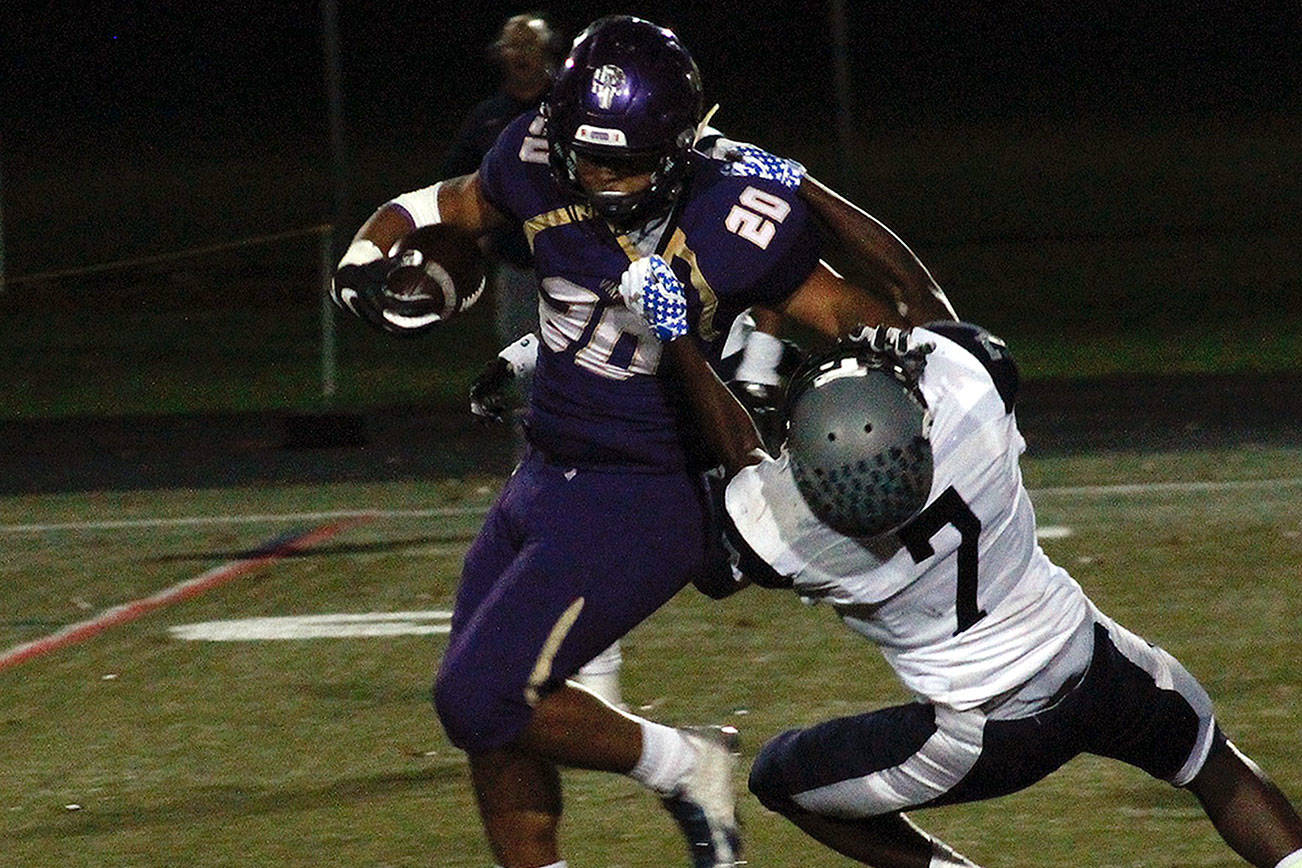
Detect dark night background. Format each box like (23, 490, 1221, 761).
(4, 1, 1298, 274)
(7, 2, 1298, 138)
(0, 1, 1299, 469)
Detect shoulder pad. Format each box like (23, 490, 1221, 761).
(924, 321, 1020, 412)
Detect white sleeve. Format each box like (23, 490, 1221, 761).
(390, 182, 443, 230)
(724, 453, 814, 582)
(498, 333, 539, 377)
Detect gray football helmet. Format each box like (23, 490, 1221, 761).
(784, 327, 935, 538)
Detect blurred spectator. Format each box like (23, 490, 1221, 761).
(440, 13, 566, 348)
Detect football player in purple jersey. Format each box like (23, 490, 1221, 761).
(442, 11, 633, 714)
(625, 266, 1302, 867)
(331, 15, 950, 868)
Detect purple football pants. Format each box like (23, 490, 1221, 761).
(433, 449, 724, 752)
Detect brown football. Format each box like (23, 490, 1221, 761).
(383, 223, 486, 320)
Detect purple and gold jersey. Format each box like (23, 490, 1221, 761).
(479, 111, 821, 470)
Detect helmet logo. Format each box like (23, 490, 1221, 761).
(590, 64, 627, 109)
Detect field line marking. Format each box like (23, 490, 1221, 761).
(0, 507, 488, 534)
(1, 477, 1298, 535)
(0, 514, 374, 673)
(1029, 477, 1302, 497)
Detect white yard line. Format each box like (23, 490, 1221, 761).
(168, 611, 455, 641)
(1028, 477, 1302, 497)
(2, 477, 1298, 534)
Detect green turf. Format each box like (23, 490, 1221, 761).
(1, 448, 1299, 865)
(2, 299, 1299, 420)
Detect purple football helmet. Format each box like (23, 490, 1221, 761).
(543, 16, 703, 225)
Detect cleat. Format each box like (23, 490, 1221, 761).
(661, 725, 744, 867)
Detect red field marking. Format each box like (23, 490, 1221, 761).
(0, 514, 374, 673)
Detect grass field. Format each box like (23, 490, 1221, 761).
(3, 294, 1300, 420)
(1, 446, 1298, 866)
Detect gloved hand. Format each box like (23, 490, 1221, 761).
(331, 239, 406, 335)
(847, 323, 911, 354)
(847, 324, 934, 380)
(719, 140, 806, 191)
(618, 254, 689, 342)
(468, 356, 514, 423)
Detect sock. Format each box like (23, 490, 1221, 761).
(735, 329, 784, 385)
(628, 719, 696, 795)
(1276, 849, 1302, 868)
(572, 642, 623, 708)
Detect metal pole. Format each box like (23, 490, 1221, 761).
(0, 134, 7, 293)
(319, 227, 337, 400)
(320, 0, 348, 403)
(828, 0, 857, 189)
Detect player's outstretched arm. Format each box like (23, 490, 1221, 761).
(664, 337, 764, 477)
(711, 138, 956, 326)
(799, 175, 958, 325)
(776, 261, 908, 341)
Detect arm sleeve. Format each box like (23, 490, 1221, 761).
(476, 112, 538, 221)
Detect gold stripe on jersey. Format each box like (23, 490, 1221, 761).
(608, 230, 642, 263)
(662, 228, 719, 340)
(523, 204, 596, 251)
(526, 209, 720, 341)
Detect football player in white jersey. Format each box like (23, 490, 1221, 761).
(615, 263, 1302, 866)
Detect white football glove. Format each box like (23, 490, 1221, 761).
(618, 254, 689, 342)
(847, 323, 912, 355)
(847, 324, 935, 380)
(331, 240, 389, 320)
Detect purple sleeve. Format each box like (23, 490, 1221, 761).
(477, 111, 547, 222)
(683, 174, 822, 310)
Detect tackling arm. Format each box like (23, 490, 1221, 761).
(663, 338, 765, 478)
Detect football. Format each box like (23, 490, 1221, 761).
(383, 223, 486, 322)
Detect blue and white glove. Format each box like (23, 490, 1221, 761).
(719, 140, 806, 191)
(619, 254, 689, 342)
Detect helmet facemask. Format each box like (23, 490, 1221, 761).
(548, 129, 695, 226)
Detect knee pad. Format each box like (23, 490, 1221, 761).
(748, 730, 802, 814)
(432, 662, 532, 753)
